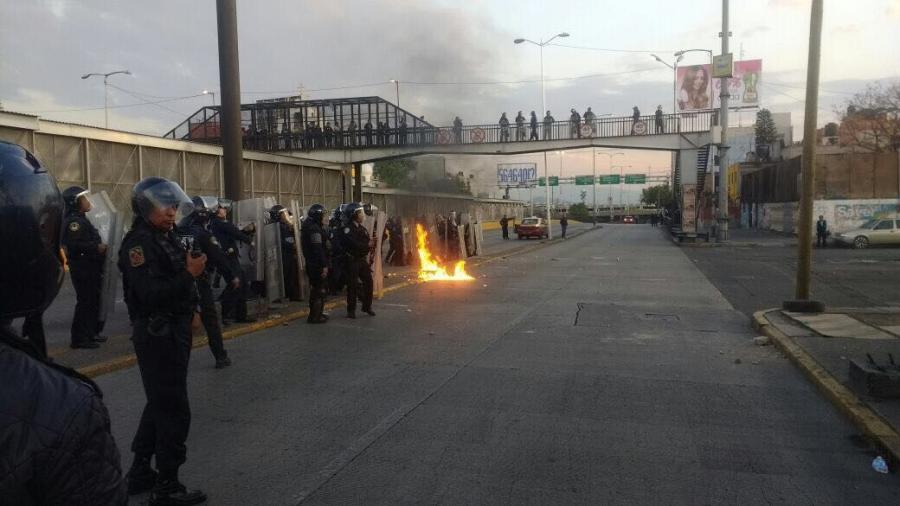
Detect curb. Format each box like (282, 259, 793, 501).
(78, 226, 597, 379)
(752, 309, 900, 467)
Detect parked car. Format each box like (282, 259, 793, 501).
(515, 216, 548, 239)
(833, 218, 900, 249)
(623, 215, 635, 224)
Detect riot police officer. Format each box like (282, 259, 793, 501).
(179, 196, 240, 368)
(271, 204, 301, 301)
(328, 205, 347, 295)
(341, 203, 375, 318)
(62, 185, 108, 349)
(300, 204, 329, 324)
(210, 200, 256, 324)
(0, 140, 127, 504)
(119, 176, 207, 505)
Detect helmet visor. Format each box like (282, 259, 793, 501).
(136, 180, 194, 223)
(197, 195, 219, 211)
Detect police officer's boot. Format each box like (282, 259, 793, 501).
(126, 455, 158, 495)
(150, 471, 207, 506)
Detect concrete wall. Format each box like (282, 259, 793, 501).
(750, 199, 900, 235)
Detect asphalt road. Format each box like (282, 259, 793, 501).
(97, 224, 897, 505)
(683, 238, 900, 319)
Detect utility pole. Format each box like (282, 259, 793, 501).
(592, 149, 597, 226)
(716, 0, 731, 242)
(790, 0, 824, 307)
(216, 0, 244, 201)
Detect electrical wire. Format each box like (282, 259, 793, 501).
(24, 91, 207, 114)
(107, 84, 191, 116)
(547, 42, 676, 54)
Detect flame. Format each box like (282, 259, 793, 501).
(416, 223, 475, 281)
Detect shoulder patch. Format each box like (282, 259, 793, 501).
(68, 221, 80, 232)
(311, 232, 322, 244)
(128, 246, 145, 267)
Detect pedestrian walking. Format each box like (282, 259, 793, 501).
(569, 108, 581, 138)
(179, 196, 237, 369)
(0, 141, 127, 505)
(529, 111, 539, 140)
(119, 176, 207, 504)
(61, 186, 108, 349)
(341, 203, 375, 318)
(583, 107, 596, 136)
(301, 204, 329, 324)
(816, 215, 828, 247)
(500, 214, 510, 240)
(499, 113, 510, 142)
(543, 110, 554, 140)
(560, 212, 568, 238)
(515, 111, 526, 141)
(655, 105, 664, 133)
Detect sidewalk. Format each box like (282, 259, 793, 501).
(754, 306, 900, 466)
(45, 222, 596, 377)
(676, 227, 797, 248)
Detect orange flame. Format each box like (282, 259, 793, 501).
(416, 223, 475, 281)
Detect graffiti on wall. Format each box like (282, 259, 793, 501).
(756, 199, 899, 234)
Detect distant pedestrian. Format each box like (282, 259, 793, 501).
(569, 108, 581, 138)
(560, 213, 569, 238)
(499, 113, 510, 142)
(399, 117, 408, 145)
(816, 215, 828, 247)
(515, 111, 526, 141)
(349, 120, 358, 146)
(655, 105, 664, 133)
(529, 111, 539, 140)
(324, 122, 334, 148)
(500, 214, 510, 240)
(583, 107, 596, 136)
(631, 106, 641, 134)
(452, 116, 463, 144)
(543, 110, 554, 140)
(364, 120, 373, 146)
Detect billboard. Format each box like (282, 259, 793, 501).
(676, 59, 761, 111)
(497, 163, 537, 185)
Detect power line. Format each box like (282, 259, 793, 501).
(547, 43, 677, 54)
(24, 91, 207, 114)
(107, 84, 190, 116)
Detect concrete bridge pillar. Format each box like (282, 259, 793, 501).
(677, 149, 699, 235)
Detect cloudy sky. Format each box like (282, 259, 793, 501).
(2, 0, 899, 202)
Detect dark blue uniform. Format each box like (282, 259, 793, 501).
(118, 220, 198, 483)
(341, 221, 373, 316)
(62, 210, 105, 347)
(211, 216, 253, 322)
(301, 220, 329, 322)
(279, 221, 301, 301)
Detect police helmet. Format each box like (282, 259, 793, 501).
(131, 176, 194, 223)
(343, 202, 364, 221)
(0, 141, 65, 319)
(269, 204, 288, 222)
(307, 203, 326, 221)
(61, 185, 90, 213)
(216, 198, 233, 211)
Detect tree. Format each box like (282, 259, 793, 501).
(373, 159, 416, 189)
(754, 108, 778, 145)
(567, 202, 591, 221)
(640, 184, 673, 207)
(837, 82, 900, 152)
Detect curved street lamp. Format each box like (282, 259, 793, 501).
(81, 69, 131, 128)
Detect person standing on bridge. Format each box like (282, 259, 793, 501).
(452, 117, 463, 144)
(499, 113, 510, 142)
(399, 117, 408, 146)
(569, 109, 581, 138)
(515, 111, 526, 141)
(583, 107, 596, 136)
(655, 105, 664, 133)
(349, 120, 358, 147)
(324, 122, 334, 148)
(530, 111, 539, 140)
(543, 110, 554, 140)
(364, 119, 373, 146)
(631, 106, 641, 135)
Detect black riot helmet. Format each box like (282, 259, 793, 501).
(190, 196, 219, 220)
(307, 203, 326, 222)
(131, 176, 193, 226)
(269, 204, 288, 223)
(0, 141, 65, 319)
(343, 202, 364, 221)
(61, 185, 90, 213)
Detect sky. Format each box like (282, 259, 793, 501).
(2, 0, 899, 202)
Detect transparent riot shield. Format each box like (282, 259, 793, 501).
(85, 191, 121, 325)
(233, 198, 266, 281)
(372, 210, 386, 297)
(263, 221, 285, 303)
(290, 200, 308, 300)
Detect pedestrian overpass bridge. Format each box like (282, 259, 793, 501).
(164, 95, 718, 164)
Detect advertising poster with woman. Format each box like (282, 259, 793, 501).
(677, 60, 762, 111)
(676, 65, 712, 111)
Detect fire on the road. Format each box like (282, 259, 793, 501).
(416, 223, 474, 282)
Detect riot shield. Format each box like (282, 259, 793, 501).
(474, 222, 484, 256)
(456, 224, 466, 260)
(232, 198, 266, 281)
(372, 210, 386, 297)
(263, 222, 285, 303)
(85, 191, 121, 325)
(290, 200, 308, 301)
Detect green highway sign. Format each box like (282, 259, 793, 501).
(575, 175, 594, 185)
(598, 175, 620, 185)
(624, 174, 646, 184)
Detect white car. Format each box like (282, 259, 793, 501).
(834, 218, 900, 249)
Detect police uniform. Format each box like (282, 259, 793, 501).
(179, 215, 234, 366)
(211, 215, 253, 322)
(62, 207, 105, 348)
(300, 213, 328, 323)
(342, 220, 374, 317)
(119, 218, 198, 495)
(279, 220, 301, 301)
(328, 212, 346, 294)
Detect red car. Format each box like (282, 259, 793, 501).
(623, 215, 635, 224)
(515, 217, 548, 239)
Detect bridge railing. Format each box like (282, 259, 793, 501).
(174, 110, 717, 153)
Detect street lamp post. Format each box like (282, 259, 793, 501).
(515, 32, 570, 239)
(81, 69, 131, 129)
(202, 89, 216, 106)
(389, 79, 400, 108)
(613, 164, 632, 211)
(595, 151, 623, 224)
